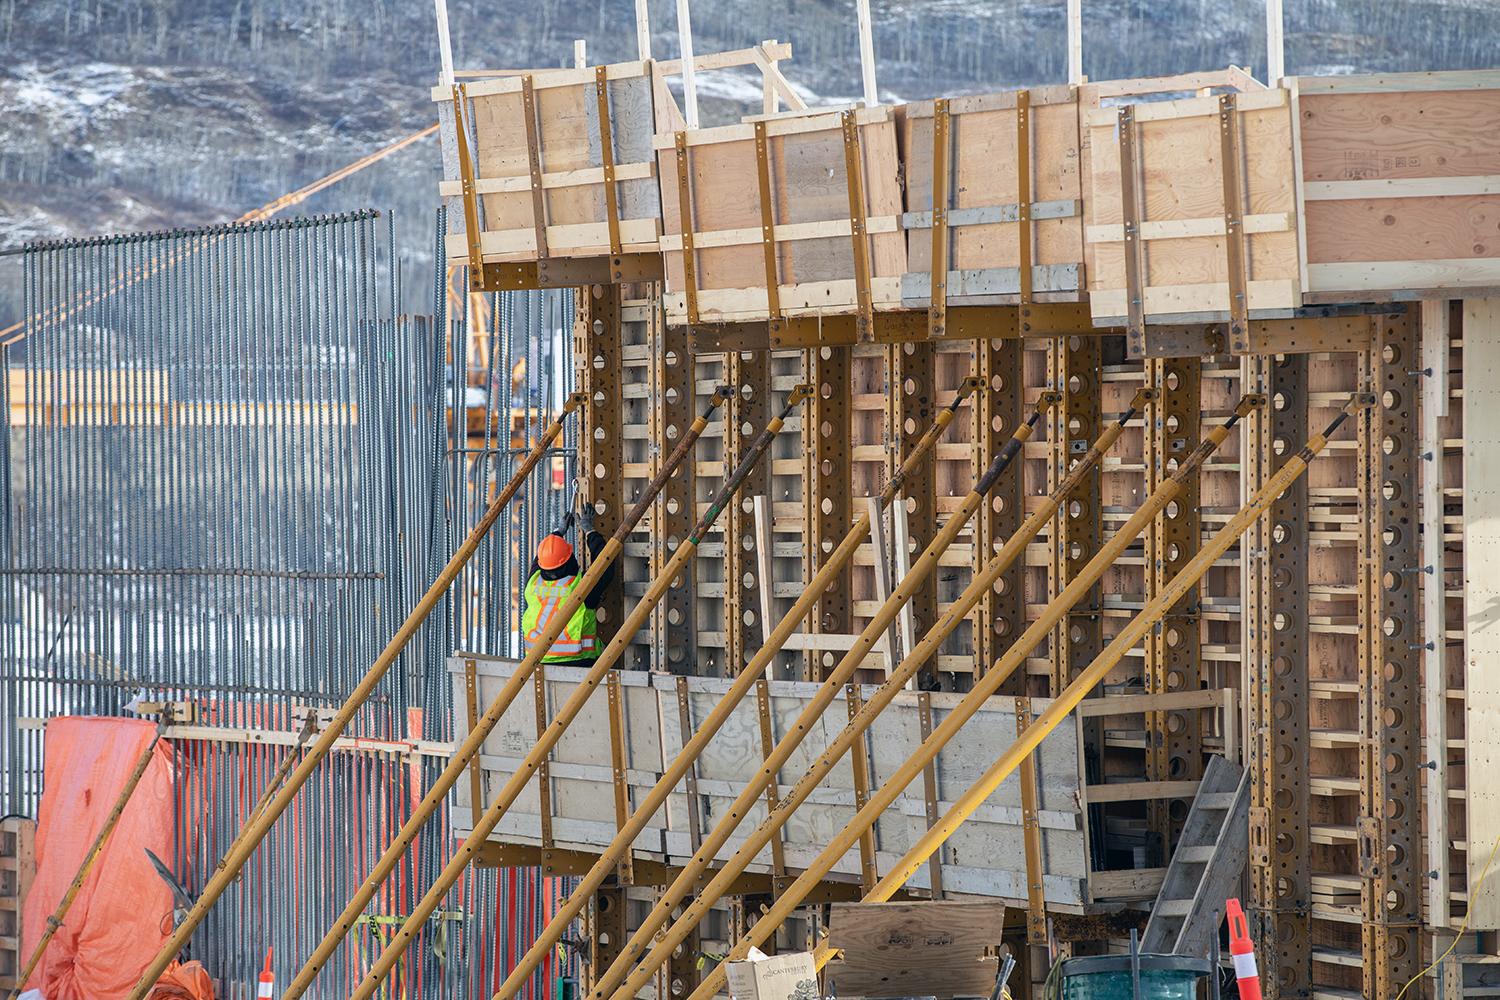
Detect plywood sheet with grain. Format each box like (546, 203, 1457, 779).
(824, 900, 1005, 999)
(1462, 296, 1500, 930)
(1294, 72, 1500, 297)
(448, 656, 1088, 907)
(1084, 88, 1300, 323)
(902, 87, 1084, 306)
(437, 65, 661, 264)
(658, 108, 906, 324)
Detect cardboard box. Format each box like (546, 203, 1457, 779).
(725, 949, 819, 1000)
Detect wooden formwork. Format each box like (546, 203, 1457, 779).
(1082, 76, 1302, 331)
(900, 86, 1086, 308)
(657, 107, 906, 329)
(437, 61, 663, 265)
(1289, 70, 1500, 301)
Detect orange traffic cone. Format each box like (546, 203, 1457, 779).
(256, 949, 274, 1000)
(1225, 899, 1262, 1000)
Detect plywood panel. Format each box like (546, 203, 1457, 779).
(659, 109, 906, 325)
(902, 87, 1084, 306)
(449, 656, 1088, 906)
(1084, 87, 1300, 323)
(1463, 296, 1500, 930)
(1295, 74, 1500, 297)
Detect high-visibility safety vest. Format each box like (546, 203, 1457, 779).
(521, 571, 599, 661)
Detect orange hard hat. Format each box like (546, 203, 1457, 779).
(537, 533, 574, 571)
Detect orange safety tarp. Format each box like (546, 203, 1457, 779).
(20, 716, 179, 1000)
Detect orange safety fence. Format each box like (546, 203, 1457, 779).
(20, 717, 176, 1000)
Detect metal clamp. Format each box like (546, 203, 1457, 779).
(840, 110, 876, 343)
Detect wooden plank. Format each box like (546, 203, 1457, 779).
(1085, 83, 1300, 325)
(902, 89, 1084, 307)
(825, 901, 1005, 999)
(1421, 299, 1452, 930)
(1464, 297, 1500, 930)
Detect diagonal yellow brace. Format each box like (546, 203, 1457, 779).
(485, 378, 986, 1000)
(126, 394, 591, 1000)
(336, 385, 803, 1000)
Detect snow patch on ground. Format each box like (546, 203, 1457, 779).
(7, 61, 144, 129)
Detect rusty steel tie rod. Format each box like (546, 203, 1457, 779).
(325, 384, 810, 1000)
(482, 376, 984, 1000)
(260, 385, 730, 1000)
(600, 386, 1232, 1000)
(584, 388, 1074, 1000)
(686, 393, 1371, 1000)
(125, 391, 593, 1000)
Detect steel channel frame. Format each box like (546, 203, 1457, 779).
(887, 341, 938, 686)
(804, 347, 853, 680)
(580, 284, 626, 642)
(651, 288, 698, 674)
(1144, 356, 1204, 860)
(974, 338, 1026, 691)
(1358, 313, 1422, 998)
(1048, 335, 1105, 871)
(672, 393, 1285, 1000)
(725, 350, 772, 673)
(1245, 353, 1312, 998)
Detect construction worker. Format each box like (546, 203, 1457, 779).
(521, 506, 614, 666)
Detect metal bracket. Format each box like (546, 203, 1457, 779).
(841, 110, 876, 343)
(1117, 106, 1147, 354)
(595, 65, 622, 255)
(463, 658, 486, 832)
(1015, 697, 1047, 944)
(673, 131, 701, 326)
(846, 684, 879, 893)
(674, 676, 704, 856)
(606, 671, 634, 883)
(916, 691, 945, 899)
(753, 120, 784, 335)
(1219, 93, 1249, 350)
(755, 678, 791, 894)
(520, 75, 550, 260)
(1016, 90, 1034, 307)
(928, 98, 952, 340)
(533, 664, 555, 852)
(450, 83, 489, 291)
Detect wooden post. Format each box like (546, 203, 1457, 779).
(433, 0, 455, 86)
(635, 0, 652, 60)
(675, 0, 699, 129)
(1067, 0, 1083, 84)
(855, 0, 879, 106)
(1266, 0, 1285, 83)
(574, 38, 587, 69)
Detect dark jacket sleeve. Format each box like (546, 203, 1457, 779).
(582, 530, 614, 609)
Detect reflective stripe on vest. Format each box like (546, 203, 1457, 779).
(522, 571, 599, 661)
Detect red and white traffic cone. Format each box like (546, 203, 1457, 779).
(257, 948, 274, 1000)
(1225, 898, 1263, 1000)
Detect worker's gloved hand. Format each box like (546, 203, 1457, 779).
(578, 505, 596, 535)
(558, 512, 576, 535)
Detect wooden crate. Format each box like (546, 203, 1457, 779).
(435, 59, 663, 266)
(1289, 69, 1500, 300)
(0, 818, 36, 993)
(657, 106, 906, 328)
(901, 86, 1085, 308)
(1083, 74, 1301, 328)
